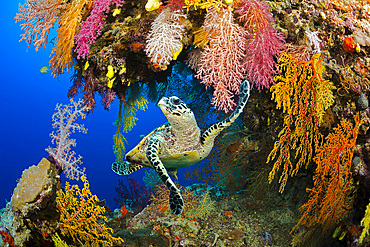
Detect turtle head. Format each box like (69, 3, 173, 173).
(158, 96, 196, 131)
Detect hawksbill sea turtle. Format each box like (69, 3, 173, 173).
(112, 80, 251, 215)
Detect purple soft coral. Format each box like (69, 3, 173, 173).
(101, 88, 117, 110)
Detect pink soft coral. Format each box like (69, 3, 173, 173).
(196, 7, 248, 113)
(74, 0, 124, 60)
(236, 0, 285, 91)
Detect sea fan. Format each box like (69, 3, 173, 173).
(236, 0, 285, 91)
(196, 7, 248, 113)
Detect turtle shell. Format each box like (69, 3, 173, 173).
(125, 123, 202, 170)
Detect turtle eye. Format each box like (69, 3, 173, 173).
(171, 97, 180, 105)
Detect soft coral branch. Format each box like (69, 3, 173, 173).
(15, 0, 61, 51)
(46, 99, 88, 180)
(196, 7, 248, 113)
(74, 0, 125, 60)
(236, 0, 285, 91)
(145, 7, 187, 68)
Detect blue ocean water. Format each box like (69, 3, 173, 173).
(0, 2, 194, 210)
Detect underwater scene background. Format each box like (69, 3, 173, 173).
(1, 0, 370, 246)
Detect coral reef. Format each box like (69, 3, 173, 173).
(15, 0, 285, 114)
(11, 0, 370, 246)
(120, 187, 298, 246)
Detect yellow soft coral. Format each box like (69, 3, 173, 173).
(113, 94, 148, 161)
(56, 176, 123, 246)
(267, 53, 335, 192)
(360, 199, 370, 243)
(51, 233, 70, 247)
(145, 0, 162, 11)
(184, 0, 225, 11)
(106, 65, 116, 88)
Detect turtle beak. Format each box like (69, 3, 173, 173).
(158, 97, 170, 115)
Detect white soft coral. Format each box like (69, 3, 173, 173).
(46, 98, 88, 180)
(145, 8, 187, 69)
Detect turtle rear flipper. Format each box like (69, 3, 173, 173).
(170, 189, 184, 215)
(112, 161, 144, 175)
(146, 137, 184, 215)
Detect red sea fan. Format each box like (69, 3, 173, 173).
(196, 7, 248, 113)
(236, 0, 285, 91)
(165, 0, 186, 11)
(114, 177, 151, 214)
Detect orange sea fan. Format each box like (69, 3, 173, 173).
(291, 115, 359, 245)
(15, 0, 62, 51)
(49, 0, 93, 77)
(267, 53, 335, 193)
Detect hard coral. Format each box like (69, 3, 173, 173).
(9, 158, 61, 246)
(11, 158, 60, 215)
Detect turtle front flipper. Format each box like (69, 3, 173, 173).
(146, 137, 184, 215)
(201, 80, 251, 147)
(112, 161, 144, 175)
